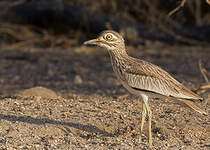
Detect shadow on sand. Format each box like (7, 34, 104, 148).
(0, 113, 113, 137)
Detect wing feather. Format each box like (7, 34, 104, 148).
(120, 57, 202, 100)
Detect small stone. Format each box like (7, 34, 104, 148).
(74, 75, 83, 85)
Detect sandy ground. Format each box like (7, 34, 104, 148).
(0, 43, 209, 149)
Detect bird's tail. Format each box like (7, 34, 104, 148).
(178, 99, 207, 115)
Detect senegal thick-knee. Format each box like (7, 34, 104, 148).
(84, 30, 206, 146)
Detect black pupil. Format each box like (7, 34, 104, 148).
(107, 35, 111, 39)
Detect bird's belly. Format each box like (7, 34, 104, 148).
(120, 80, 140, 95)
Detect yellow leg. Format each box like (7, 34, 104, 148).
(144, 100, 152, 147)
(140, 94, 152, 147)
(139, 102, 146, 143)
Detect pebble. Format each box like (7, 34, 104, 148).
(74, 75, 83, 85)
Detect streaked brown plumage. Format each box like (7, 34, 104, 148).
(84, 30, 206, 146)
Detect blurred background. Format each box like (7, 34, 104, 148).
(0, 1, 209, 149)
(0, 0, 209, 95)
(0, 0, 209, 48)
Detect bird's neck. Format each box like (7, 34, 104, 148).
(108, 46, 128, 59)
(108, 47, 129, 68)
(108, 47, 129, 83)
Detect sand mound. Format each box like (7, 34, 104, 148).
(17, 86, 58, 99)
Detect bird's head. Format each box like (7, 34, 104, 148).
(84, 30, 125, 51)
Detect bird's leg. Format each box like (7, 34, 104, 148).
(139, 102, 146, 143)
(140, 94, 152, 147)
(144, 100, 152, 147)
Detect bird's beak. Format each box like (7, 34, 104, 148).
(83, 38, 103, 45)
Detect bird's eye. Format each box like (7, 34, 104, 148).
(105, 34, 113, 41)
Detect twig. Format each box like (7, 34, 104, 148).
(200, 84, 210, 89)
(199, 60, 209, 83)
(168, 0, 187, 17)
(198, 60, 210, 108)
(1, 38, 40, 50)
(157, 23, 209, 45)
(7, 0, 26, 7)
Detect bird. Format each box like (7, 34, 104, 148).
(84, 30, 206, 146)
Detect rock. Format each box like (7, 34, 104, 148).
(74, 75, 83, 85)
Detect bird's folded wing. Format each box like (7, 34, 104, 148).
(122, 59, 202, 100)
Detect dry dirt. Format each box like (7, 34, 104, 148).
(0, 43, 209, 150)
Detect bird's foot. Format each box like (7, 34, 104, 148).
(137, 134, 153, 148)
(138, 136, 143, 143)
(148, 138, 153, 148)
(137, 133, 145, 144)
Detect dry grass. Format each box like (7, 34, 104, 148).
(0, 23, 81, 50)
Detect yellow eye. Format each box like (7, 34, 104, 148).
(105, 34, 113, 40)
